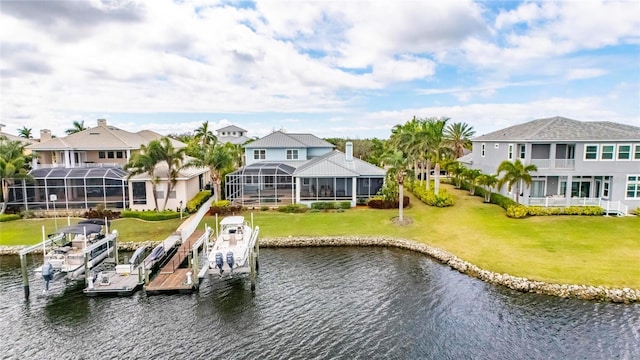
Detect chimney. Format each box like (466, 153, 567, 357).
(40, 129, 52, 142)
(97, 118, 107, 127)
(345, 142, 353, 161)
(0, 123, 5, 133)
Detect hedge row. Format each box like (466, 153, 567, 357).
(311, 201, 351, 210)
(278, 204, 309, 213)
(507, 205, 605, 218)
(121, 210, 181, 221)
(187, 190, 212, 213)
(209, 200, 244, 215)
(409, 183, 455, 207)
(0, 214, 20, 222)
(368, 196, 410, 209)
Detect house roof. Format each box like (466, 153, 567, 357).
(26, 124, 186, 151)
(216, 125, 247, 133)
(29, 166, 129, 180)
(473, 116, 640, 142)
(244, 131, 335, 149)
(0, 132, 38, 145)
(218, 135, 251, 145)
(293, 150, 386, 177)
(128, 158, 209, 181)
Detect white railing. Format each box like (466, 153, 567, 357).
(554, 159, 575, 169)
(34, 163, 121, 169)
(178, 196, 214, 241)
(528, 197, 628, 215)
(529, 159, 550, 169)
(528, 159, 575, 169)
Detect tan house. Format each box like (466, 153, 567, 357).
(7, 119, 209, 211)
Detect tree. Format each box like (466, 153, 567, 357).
(65, 120, 87, 135)
(477, 173, 499, 203)
(462, 168, 482, 195)
(186, 143, 233, 201)
(425, 117, 452, 195)
(194, 121, 217, 148)
(497, 159, 538, 204)
(445, 161, 466, 188)
(18, 127, 33, 139)
(0, 139, 33, 214)
(389, 117, 429, 187)
(381, 149, 410, 222)
(124, 144, 162, 212)
(445, 122, 475, 159)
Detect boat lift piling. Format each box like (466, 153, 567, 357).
(19, 226, 59, 299)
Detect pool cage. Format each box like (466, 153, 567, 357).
(225, 162, 295, 206)
(7, 166, 129, 210)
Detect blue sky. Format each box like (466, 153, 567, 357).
(1, 0, 638, 140)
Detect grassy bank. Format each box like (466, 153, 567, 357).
(1, 184, 638, 289)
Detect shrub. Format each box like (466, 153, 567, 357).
(490, 193, 517, 210)
(20, 210, 36, 219)
(278, 204, 309, 213)
(356, 197, 368, 206)
(121, 210, 181, 221)
(506, 205, 528, 218)
(209, 201, 243, 215)
(311, 202, 336, 210)
(260, 206, 270, 211)
(0, 214, 20, 222)
(84, 203, 121, 220)
(338, 201, 351, 210)
(408, 183, 454, 207)
(186, 190, 212, 213)
(368, 196, 410, 209)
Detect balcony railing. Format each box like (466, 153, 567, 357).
(34, 163, 122, 169)
(528, 197, 628, 215)
(528, 159, 575, 170)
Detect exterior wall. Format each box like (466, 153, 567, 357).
(245, 147, 310, 165)
(128, 176, 206, 211)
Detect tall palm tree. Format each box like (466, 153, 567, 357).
(425, 117, 452, 195)
(186, 143, 234, 201)
(18, 127, 33, 139)
(462, 168, 482, 195)
(497, 159, 538, 204)
(124, 144, 162, 211)
(0, 139, 33, 214)
(477, 173, 499, 203)
(445, 122, 475, 159)
(153, 137, 187, 211)
(445, 161, 466, 188)
(381, 149, 410, 222)
(65, 120, 87, 135)
(389, 117, 429, 187)
(194, 121, 217, 148)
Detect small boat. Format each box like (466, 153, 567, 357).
(200, 215, 260, 289)
(35, 219, 116, 280)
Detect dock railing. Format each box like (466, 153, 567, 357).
(177, 196, 214, 241)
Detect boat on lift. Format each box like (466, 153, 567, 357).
(199, 215, 260, 290)
(35, 219, 116, 281)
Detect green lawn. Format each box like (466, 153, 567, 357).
(1, 184, 639, 289)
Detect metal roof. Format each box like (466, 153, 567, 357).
(229, 162, 296, 176)
(293, 150, 385, 177)
(473, 116, 640, 142)
(216, 125, 247, 133)
(244, 131, 334, 149)
(29, 166, 128, 179)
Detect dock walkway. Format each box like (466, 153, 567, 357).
(145, 230, 203, 294)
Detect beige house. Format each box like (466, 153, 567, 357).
(7, 119, 209, 211)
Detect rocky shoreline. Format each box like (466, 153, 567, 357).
(3, 236, 638, 303)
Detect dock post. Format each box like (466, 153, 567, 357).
(192, 247, 199, 287)
(145, 268, 149, 285)
(114, 230, 119, 265)
(20, 254, 30, 299)
(84, 252, 89, 285)
(138, 266, 143, 285)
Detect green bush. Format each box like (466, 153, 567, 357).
(209, 200, 243, 215)
(260, 206, 270, 211)
(368, 196, 410, 209)
(508, 205, 605, 218)
(409, 183, 454, 207)
(0, 214, 20, 222)
(278, 204, 309, 213)
(506, 205, 528, 218)
(121, 210, 181, 221)
(186, 190, 212, 213)
(338, 201, 351, 210)
(311, 202, 336, 210)
(490, 193, 517, 210)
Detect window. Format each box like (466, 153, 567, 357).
(584, 144, 598, 160)
(508, 144, 514, 160)
(519, 145, 526, 159)
(116, 151, 124, 159)
(253, 149, 266, 160)
(634, 145, 640, 160)
(600, 145, 614, 160)
(132, 182, 147, 205)
(107, 151, 115, 159)
(302, 178, 310, 185)
(481, 143, 486, 157)
(98, 151, 106, 159)
(617, 145, 631, 160)
(286, 149, 299, 160)
(626, 175, 640, 199)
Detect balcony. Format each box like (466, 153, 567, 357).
(528, 159, 575, 170)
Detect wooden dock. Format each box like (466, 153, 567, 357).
(145, 230, 203, 294)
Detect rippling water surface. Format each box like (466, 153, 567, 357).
(0, 247, 638, 359)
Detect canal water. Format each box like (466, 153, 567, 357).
(0, 247, 638, 359)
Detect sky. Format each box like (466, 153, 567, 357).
(1, 0, 639, 140)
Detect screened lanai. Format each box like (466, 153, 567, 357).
(225, 162, 295, 206)
(8, 166, 129, 210)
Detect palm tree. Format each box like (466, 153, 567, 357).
(477, 173, 499, 203)
(186, 143, 233, 201)
(18, 127, 33, 139)
(445, 161, 466, 188)
(497, 159, 538, 204)
(124, 144, 162, 211)
(389, 117, 429, 187)
(0, 139, 33, 214)
(425, 117, 452, 195)
(194, 121, 217, 148)
(462, 168, 482, 195)
(65, 120, 87, 135)
(381, 149, 410, 222)
(445, 122, 475, 159)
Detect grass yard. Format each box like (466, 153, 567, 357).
(1, 183, 638, 288)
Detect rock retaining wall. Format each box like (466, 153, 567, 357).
(3, 236, 638, 303)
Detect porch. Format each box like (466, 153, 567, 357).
(528, 197, 628, 216)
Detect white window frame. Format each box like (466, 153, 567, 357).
(519, 144, 526, 159)
(507, 144, 514, 160)
(634, 144, 640, 160)
(584, 144, 598, 161)
(617, 144, 631, 161)
(600, 144, 614, 161)
(625, 175, 640, 199)
(253, 149, 266, 160)
(286, 149, 299, 160)
(481, 143, 486, 157)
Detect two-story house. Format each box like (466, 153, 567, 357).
(8, 119, 209, 212)
(469, 116, 640, 215)
(226, 131, 385, 207)
(216, 125, 250, 145)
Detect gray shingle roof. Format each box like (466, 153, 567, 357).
(293, 150, 385, 177)
(216, 125, 247, 133)
(473, 116, 640, 142)
(218, 135, 250, 145)
(245, 131, 335, 149)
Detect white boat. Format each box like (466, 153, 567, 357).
(35, 219, 116, 280)
(199, 216, 259, 290)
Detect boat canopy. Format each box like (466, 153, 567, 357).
(49, 224, 102, 236)
(220, 216, 245, 226)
